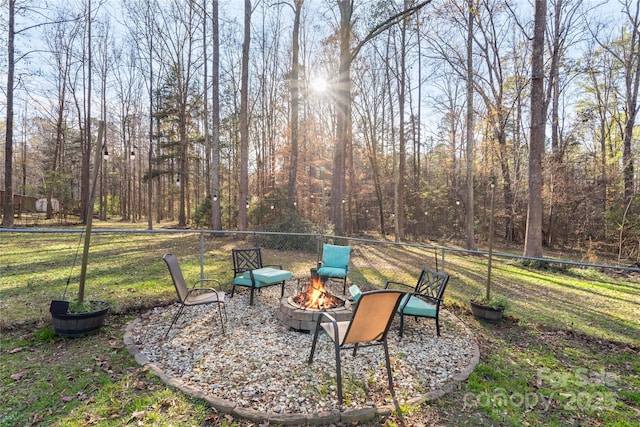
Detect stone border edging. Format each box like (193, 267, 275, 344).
(123, 312, 480, 425)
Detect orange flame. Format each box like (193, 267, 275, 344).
(293, 276, 342, 310)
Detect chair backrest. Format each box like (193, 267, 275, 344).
(342, 290, 404, 345)
(322, 244, 351, 269)
(163, 253, 189, 303)
(232, 248, 264, 275)
(415, 269, 449, 301)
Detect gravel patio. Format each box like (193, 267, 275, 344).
(124, 283, 479, 425)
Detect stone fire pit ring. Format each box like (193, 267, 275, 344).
(276, 295, 353, 332)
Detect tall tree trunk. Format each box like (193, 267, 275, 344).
(147, 0, 154, 230)
(547, 0, 561, 245)
(202, 0, 210, 205)
(622, 1, 640, 204)
(287, 0, 303, 210)
(178, 94, 188, 227)
(3, 0, 15, 228)
(384, 32, 395, 238)
(332, 0, 352, 236)
(238, 0, 251, 230)
(99, 31, 110, 222)
(465, 0, 476, 250)
(395, 1, 409, 242)
(83, 0, 94, 226)
(46, 123, 63, 220)
(211, 0, 222, 230)
(524, 0, 546, 258)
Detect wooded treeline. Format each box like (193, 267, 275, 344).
(2, 0, 640, 261)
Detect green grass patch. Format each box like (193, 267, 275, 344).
(0, 317, 232, 427)
(1, 224, 639, 426)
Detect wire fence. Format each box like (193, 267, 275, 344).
(2, 227, 639, 329)
(4, 227, 639, 274)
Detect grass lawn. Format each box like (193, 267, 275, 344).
(1, 222, 638, 426)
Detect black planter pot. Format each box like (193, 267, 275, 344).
(470, 300, 504, 324)
(49, 300, 110, 338)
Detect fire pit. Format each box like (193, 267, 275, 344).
(276, 272, 353, 332)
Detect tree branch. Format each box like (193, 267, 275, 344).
(349, 0, 434, 65)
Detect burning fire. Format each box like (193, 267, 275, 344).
(293, 275, 343, 310)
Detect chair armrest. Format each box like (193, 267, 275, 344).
(313, 311, 339, 343)
(185, 286, 225, 302)
(190, 279, 224, 295)
(193, 278, 222, 288)
(400, 292, 442, 310)
(349, 284, 362, 302)
(317, 311, 337, 324)
(263, 264, 283, 270)
(384, 280, 414, 291)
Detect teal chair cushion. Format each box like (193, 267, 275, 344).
(349, 284, 362, 302)
(234, 276, 265, 288)
(399, 294, 437, 317)
(322, 244, 351, 269)
(242, 267, 292, 283)
(317, 266, 347, 279)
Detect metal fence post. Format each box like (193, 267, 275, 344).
(200, 231, 205, 281)
(316, 234, 325, 267)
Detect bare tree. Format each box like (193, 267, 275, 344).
(287, 0, 303, 210)
(331, 0, 433, 236)
(238, 0, 251, 230)
(619, 0, 640, 204)
(43, 10, 82, 221)
(524, 0, 547, 258)
(123, 0, 161, 229)
(543, 0, 585, 246)
(201, 0, 211, 207)
(151, 1, 203, 227)
(95, 20, 117, 221)
(82, 0, 94, 224)
(2, 0, 16, 227)
(580, 36, 617, 228)
(211, 0, 222, 230)
(352, 44, 391, 237)
(465, 0, 476, 250)
(391, 0, 411, 242)
(112, 42, 144, 222)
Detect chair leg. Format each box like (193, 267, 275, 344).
(334, 339, 343, 405)
(249, 287, 255, 305)
(308, 320, 323, 363)
(399, 315, 405, 338)
(435, 315, 441, 336)
(165, 304, 185, 338)
(280, 281, 285, 298)
(382, 339, 396, 401)
(217, 304, 226, 335)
